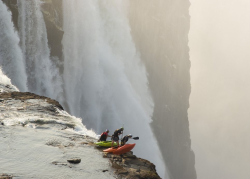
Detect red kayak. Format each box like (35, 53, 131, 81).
(103, 143, 136, 155)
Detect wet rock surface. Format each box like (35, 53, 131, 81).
(0, 89, 76, 128)
(0, 84, 115, 178)
(0, 83, 161, 178)
(0, 91, 63, 110)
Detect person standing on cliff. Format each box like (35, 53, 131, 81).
(111, 127, 124, 148)
(98, 129, 111, 142)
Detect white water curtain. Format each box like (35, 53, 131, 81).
(62, 0, 166, 177)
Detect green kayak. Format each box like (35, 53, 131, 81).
(95, 141, 119, 147)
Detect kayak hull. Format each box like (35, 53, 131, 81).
(95, 141, 118, 147)
(103, 147, 117, 153)
(103, 143, 136, 155)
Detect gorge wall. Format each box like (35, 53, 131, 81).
(128, 1, 196, 179)
(2, 1, 196, 178)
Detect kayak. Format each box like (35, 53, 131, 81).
(103, 146, 117, 153)
(95, 141, 118, 147)
(103, 143, 136, 155)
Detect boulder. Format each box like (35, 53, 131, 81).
(67, 158, 81, 164)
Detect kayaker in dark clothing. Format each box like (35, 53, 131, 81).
(121, 134, 132, 146)
(98, 129, 111, 142)
(111, 127, 124, 147)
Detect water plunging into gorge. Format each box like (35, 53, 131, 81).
(0, 0, 167, 177)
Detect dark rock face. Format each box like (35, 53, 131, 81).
(41, 0, 64, 62)
(103, 151, 161, 179)
(41, 0, 63, 29)
(128, 1, 196, 179)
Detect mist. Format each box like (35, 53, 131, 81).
(189, 0, 250, 178)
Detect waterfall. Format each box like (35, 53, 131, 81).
(62, 0, 166, 177)
(17, 0, 62, 100)
(1, 0, 167, 177)
(0, 0, 27, 91)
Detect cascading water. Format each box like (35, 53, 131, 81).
(0, 0, 168, 177)
(0, 0, 27, 91)
(63, 0, 167, 177)
(17, 0, 62, 101)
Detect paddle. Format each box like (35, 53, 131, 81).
(132, 137, 139, 140)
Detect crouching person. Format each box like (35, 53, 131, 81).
(121, 134, 132, 146)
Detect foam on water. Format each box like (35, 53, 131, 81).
(0, 68, 12, 85)
(0, 98, 97, 138)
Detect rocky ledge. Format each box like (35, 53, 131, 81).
(102, 151, 161, 179)
(0, 83, 160, 179)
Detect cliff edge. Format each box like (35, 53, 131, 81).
(0, 82, 160, 179)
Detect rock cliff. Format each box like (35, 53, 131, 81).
(40, 0, 63, 61)
(0, 82, 160, 179)
(128, 1, 196, 179)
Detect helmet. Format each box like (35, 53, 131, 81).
(128, 134, 132, 138)
(121, 127, 124, 130)
(106, 129, 109, 133)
